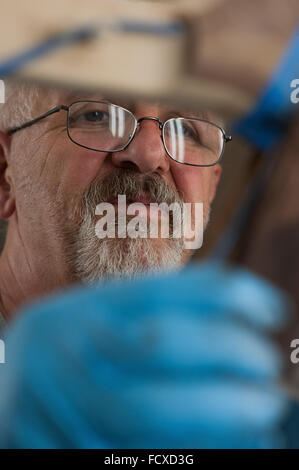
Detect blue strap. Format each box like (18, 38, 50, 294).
(233, 25, 299, 151)
(0, 25, 98, 77)
(118, 19, 184, 36)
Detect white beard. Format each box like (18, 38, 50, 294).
(72, 211, 185, 284)
(63, 170, 210, 284)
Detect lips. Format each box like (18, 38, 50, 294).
(105, 195, 170, 222)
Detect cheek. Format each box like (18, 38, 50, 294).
(43, 138, 113, 200)
(170, 164, 211, 203)
(12, 136, 112, 219)
(60, 146, 108, 187)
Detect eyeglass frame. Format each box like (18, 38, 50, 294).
(7, 100, 232, 167)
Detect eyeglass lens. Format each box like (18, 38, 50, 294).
(67, 101, 224, 165)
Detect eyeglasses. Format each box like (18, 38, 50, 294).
(8, 100, 232, 167)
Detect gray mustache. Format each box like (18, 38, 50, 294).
(83, 169, 183, 208)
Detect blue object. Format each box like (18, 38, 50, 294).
(0, 25, 98, 78)
(0, 263, 290, 449)
(233, 24, 299, 150)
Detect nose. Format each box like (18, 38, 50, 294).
(110, 117, 170, 175)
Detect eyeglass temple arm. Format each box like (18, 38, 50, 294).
(7, 105, 69, 136)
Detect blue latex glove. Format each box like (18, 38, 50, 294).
(0, 263, 290, 449)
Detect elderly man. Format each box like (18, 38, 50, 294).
(0, 81, 292, 449)
(0, 81, 224, 320)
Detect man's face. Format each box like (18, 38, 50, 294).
(4, 88, 221, 283)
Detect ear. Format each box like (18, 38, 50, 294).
(0, 131, 15, 219)
(209, 163, 222, 204)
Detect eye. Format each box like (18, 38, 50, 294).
(70, 108, 110, 125)
(181, 122, 198, 141)
(81, 110, 108, 122)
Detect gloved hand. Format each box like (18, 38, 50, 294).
(0, 263, 290, 449)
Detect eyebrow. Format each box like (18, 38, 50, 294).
(62, 90, 106, 104)
(60, 92, 223, 124)
(62, 92, 135, 111)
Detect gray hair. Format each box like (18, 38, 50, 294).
(0, 78, 41, 133)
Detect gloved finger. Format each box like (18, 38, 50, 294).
(0, 371, 287, 449)
(94, 262, 290, 331)
(15, 264, 288, 340)
(48, 314, 283, 381)
(103, 316, 283, 380)
(85, 381, 288, 448)
(4, 297, 283, 382)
